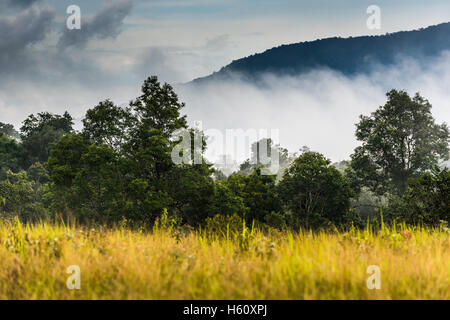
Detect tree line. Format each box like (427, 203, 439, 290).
(0, 76, 448, 228)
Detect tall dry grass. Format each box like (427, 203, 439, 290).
(0, 217, 448, 299)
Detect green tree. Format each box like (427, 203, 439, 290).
(27, 162, 50, 185)
(278, 152, 354, 228)
(0, 122, 19, 140)
(349, 90, 449, 195)
(122, 76, 207, 223)
(129, 76, 187, 138)
(20, 111, 74, 168)
(47, 76, 214, 225)
(125, 76, 188, 179)
(47, 134, 129, 223)
(82, 100, 133, 151)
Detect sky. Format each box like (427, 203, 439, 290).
(1, 0, 449, 163)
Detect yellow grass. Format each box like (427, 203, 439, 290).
(0, 218, 449, 299)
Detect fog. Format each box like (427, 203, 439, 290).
(177, 51, 450, 164)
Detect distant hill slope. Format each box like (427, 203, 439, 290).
(192, 22, 450, 84)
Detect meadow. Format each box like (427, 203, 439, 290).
(0, 217, 449, 300)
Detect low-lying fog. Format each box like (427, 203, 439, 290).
(177, 52, 450, 165)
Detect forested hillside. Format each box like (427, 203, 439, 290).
(193, 22, 450, 84)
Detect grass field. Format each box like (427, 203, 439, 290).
(0, 218, 449, 300)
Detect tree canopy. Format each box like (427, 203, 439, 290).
(20, 111, 74, 168)
(348, 90, 449, 195)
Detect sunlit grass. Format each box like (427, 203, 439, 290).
(0, 217, 448, 299)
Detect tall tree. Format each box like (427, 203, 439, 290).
(47, 76, 214, 225)
(126, 76, 189, 180)
(124, 76, 212, 223)
(349, 90, 449, 195)
(129, 76, 187, 138)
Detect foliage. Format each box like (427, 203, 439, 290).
(278, 152, 355, 228)
(210, 180, 247, 218)
(348, 90, 449, 195)
(0, 122, 19, 140)
(20, 111, 74, 168)
(241, 168, 281, 222)
(129, 76, 187, 138)
(153, 208, 181, 234)
(46, 76, 213, 225)
(214, 168, 281, 223)
(166, 163, 215, 225)
(385, 167, 449, 225)
(0, 170, 48, 221)
(82, 99, 133, 151)
(0, 133, 22, 179)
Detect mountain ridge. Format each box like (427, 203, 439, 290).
(191, 22, 450, 85)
